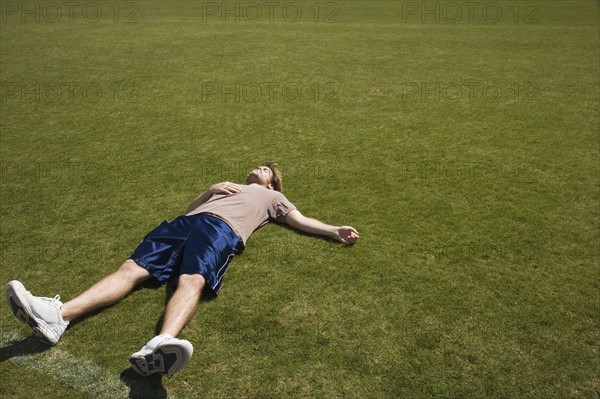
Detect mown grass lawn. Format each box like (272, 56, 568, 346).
(1, 1, 598, 398)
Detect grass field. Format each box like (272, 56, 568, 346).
(1, 0, 599, 398)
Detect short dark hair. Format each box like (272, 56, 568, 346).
(264, 161, 282, 192)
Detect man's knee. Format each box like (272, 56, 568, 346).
(118, 259, 151, 283)
(178, 273, 206, 293)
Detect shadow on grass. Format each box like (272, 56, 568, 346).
(66, 276, 215, 337)
(67, 278, 164, 331)
(120, 368, 169, 399)
(153, 277, 216, 335)
(0, 335, 50, 363)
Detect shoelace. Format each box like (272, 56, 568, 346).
(38, 295, 69, 325)
(39, 295, 62, 306)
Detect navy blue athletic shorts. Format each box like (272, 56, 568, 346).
(129, 213, 241, 297)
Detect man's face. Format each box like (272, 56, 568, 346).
(246, 165, 273, 189)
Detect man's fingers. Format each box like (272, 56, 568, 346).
(342, 226, 359, 237)
(338, 227, 359, 245)
(216, 182, 241, 195)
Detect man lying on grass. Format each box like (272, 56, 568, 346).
(5, 162, 359, 377)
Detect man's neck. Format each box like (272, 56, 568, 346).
(246, 182, 270, 190)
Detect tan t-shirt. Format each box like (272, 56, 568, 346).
(186, 183, 297, 246)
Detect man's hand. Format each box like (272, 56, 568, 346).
(334, 226, 360, 245)
(209, 182, 241, 195)
(186, 182, 241, 213)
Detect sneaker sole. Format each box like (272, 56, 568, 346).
(129, 341, 193, 377)
(5, 281, 57, 345)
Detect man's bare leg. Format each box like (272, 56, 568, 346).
(128, 273, 203, 377)
(159, 273, 205, 337)
(61, 259, 151, 322)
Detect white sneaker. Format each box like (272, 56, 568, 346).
(5, 280, 69, 345)
(129, 334, 193, 377)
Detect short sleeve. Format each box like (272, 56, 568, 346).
(268, 194, 297, 224)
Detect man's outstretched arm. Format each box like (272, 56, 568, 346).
(284, 210, 359, 245)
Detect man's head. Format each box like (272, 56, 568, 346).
(246, 162, 283, 192)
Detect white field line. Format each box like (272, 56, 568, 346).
(1, 328, 178, 399)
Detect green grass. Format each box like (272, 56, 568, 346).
(1, 1, 599, 398)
